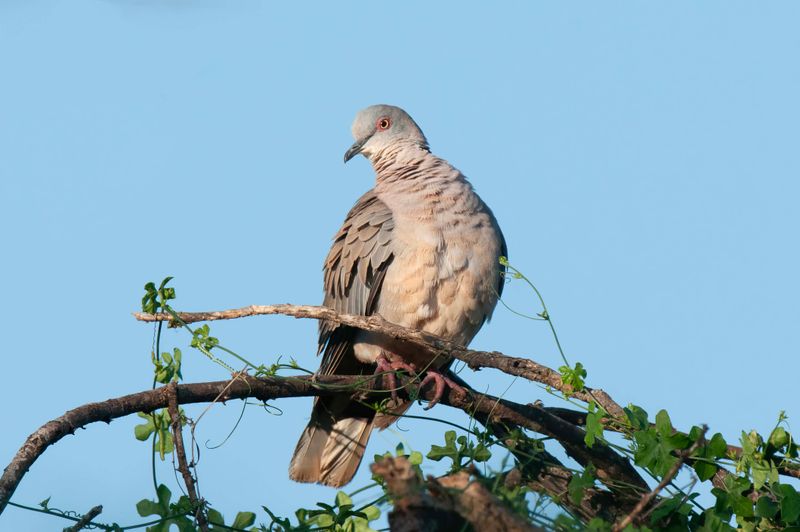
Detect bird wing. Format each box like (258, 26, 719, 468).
(318, 189, 394, 376)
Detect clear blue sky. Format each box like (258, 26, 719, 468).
(1, 2, 799, 529)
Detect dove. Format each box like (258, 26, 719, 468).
(289, 105, 506, 487)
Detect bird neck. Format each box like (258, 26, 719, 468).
(371, 143, 457, 186)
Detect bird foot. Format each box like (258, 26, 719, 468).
(375, 355, 417, 401)
(419, 370, 466, 410)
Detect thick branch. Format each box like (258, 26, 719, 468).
(0, 375, 331, 515)
(431, 469, 541, 532)
(446, 373, 635, 521)
(371, 456, 466, 532)
(0, 373, 643, 516)
(134, 304, 624, 417)
(372, 456, 541, 532)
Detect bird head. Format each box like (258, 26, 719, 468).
(344, 104, 429, 163)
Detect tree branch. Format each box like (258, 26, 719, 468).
(0, 372, 643, 516)
(63, 505, 103, 532)
(134, 304, 624, 418)
(166, 382, 208, 531)
(371, 456, 542, 532)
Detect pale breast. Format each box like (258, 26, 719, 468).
(351, 177, 503, 367)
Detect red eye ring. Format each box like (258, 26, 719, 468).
(376, 117, 391, 130)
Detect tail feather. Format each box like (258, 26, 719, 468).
(289, 396, 375, 487)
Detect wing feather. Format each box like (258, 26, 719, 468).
(318, 190, 394, 376)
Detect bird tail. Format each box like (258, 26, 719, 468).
(289, 396, 375, 487)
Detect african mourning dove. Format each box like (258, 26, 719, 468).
(289, 105, 507, 487)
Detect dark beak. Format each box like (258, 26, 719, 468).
(344, 140, 365, 163)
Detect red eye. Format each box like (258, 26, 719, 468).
(376, 117, 391, 130)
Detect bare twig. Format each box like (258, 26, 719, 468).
(167, 382, 208, 531)
(612, 426, 709, 531)
(134, 304, 625, 417)
(63, 505, 103, 532)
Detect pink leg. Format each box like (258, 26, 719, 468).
(375, 354, 417, 401)
(419, 369, 467, 410)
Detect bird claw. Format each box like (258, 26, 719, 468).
(419, 370, 465, 410)
(375, 355, 417, 402)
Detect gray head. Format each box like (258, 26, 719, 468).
(344, 105, 429, 163)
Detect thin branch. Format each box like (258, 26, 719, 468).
(167, 382, 208, 531)
(133, 304, 625, 418)
(612, 426, 708, 531)
(63, 505, 103, 532)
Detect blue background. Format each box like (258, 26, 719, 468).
(1, 2, 798, 529)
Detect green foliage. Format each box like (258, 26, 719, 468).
(134, 410, 175, 460)
(207, 508, 258, 530)
(648, 492, 696, 529)
(136, 484, 194, 532)
(191, 324, 220, 351)
(152, 348, 182, 384)
(141, 277, 176, 314)
(584, 401, 605, 448)
(631, 409, 691, 477)
(568, 464, 596, 505)
(426, 430, 492, 473)
(692, 432, 728, 481)
(263, 491, 380, 532)
(559, 362, 587, 394)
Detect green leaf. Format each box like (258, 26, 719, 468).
(625, 404, 649, 430)
(708, 433, 729, 458)
(694, 460, 718, 482)
(584, 403, 604, 448)
(655, 409, 673, 435)
(472, 441, 492, 463)
(427, 430, 459, 463)
(752, 459, 778, 491)
(207, 508, 224, 527)
(335, 491, 353, 507)
(228, 511, 255, 529)
(769, 427, 790, 449)
(755, 496, 779, 519)
(649, 493, 694, 527)
(693, 433, 728, 481)
(156, 483, 172, 509)
(633, 424, 678, 477)
(135, 498, 163, 518)
(585, 517, 613, 531)
(780, 484, 800, 524)
(559, 362, 587, 394)
(568, 465, 595, 505)
(408, 450, 423, 465)
(361, 505, 380, 521)
(134, 413, 155, 441)
(698, 508, 737, 531)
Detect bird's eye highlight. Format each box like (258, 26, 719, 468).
(377, 117, 391, 130)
